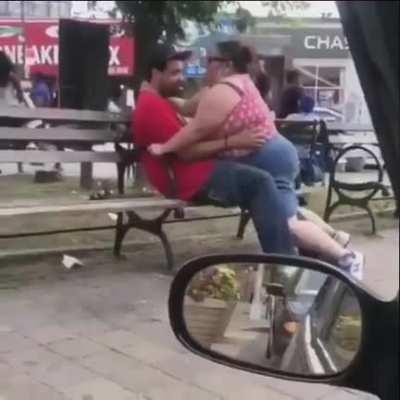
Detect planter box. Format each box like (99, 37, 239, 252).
(185, 298, 237, 346)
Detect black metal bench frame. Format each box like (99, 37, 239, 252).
(323, 144, 392, 234)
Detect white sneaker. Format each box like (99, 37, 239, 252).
(334, 230, 351, 248)
(338, 251, 365, 281)
(349, 251, 365, 281)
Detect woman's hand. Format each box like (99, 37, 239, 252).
(229, 129, 266, 150)
(147, 143, 166, 157)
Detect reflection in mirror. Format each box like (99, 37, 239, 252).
(183, 263, 362, 377)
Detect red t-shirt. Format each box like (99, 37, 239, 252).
(133, 91, 215, 201)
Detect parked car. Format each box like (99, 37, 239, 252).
(313, 106, 344, 122)
(265, 266, 328, 358)
(279, 275, 361, 374)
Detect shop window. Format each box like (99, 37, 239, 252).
(296, 65, 345, 110)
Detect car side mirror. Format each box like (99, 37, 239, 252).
(168, 254, 394, 392)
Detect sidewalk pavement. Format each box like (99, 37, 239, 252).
(0, 228, 397, 400)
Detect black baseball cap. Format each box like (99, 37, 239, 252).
(148, 43, 192, 69)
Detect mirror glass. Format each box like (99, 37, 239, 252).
(183, 262, 362, 377)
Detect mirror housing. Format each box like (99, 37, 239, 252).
(169, 254, 396, 395)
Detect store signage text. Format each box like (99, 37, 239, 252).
(0, 20, 134, 76)
(304, 35, 349, 51)
(0, 44, 124, 69)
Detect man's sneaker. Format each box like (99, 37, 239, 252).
(334, 230, 351, 248)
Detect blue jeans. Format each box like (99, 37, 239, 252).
(196, 160, 295, 255)
(238, 134, 300, 219)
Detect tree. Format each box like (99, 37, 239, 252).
(115, 1, 310, 89)
(235, 7, 255, 33)
(115, 1, 228, 92)
(262, 1, 310, 17)
(234, 1, 310, 34)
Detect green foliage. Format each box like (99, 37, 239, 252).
(234, 1, 310, 34)
(115, 1, 229, 89)
(189, 266, 241, 303)
(116, 1, 227, 41)
(262, 1, 310, 17)
(114, 1, 310, 86)
(235, 6, 255, 33)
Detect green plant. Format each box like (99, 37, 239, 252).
(189, 265, 240, 302)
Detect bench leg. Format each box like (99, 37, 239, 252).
(324, 201, 341, 223)
(158, 230, 175, 271)
(117, 163, 126, 195)
(324, 182, 335, 221)
(237, 210, 251, 239)
(113, 210, 176, 271)
(114, 213, 129, 257)
(363, 205, 377, 235)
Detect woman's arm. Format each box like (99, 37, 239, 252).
(149, 84, 241, 156)
(177, 129, 266, 161)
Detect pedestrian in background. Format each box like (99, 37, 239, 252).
(278, 69, 304, 119)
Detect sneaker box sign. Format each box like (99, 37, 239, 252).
(0, 19, 134, 76)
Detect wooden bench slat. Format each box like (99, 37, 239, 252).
(325, 122, 375, 132)
(0, 198, 184, 217)
(0, 107, 131, 124)
(0, 150, 123, 163)
(0, 128, 131, 143)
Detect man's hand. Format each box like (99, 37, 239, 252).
(229, 129, 266, 150)
(147, 143, 166, 156)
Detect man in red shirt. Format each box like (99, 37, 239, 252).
(134, 43, 294, 255)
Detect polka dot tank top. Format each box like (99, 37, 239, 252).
(219, 74, 278, 157)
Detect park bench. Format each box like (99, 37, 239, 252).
(0, 106, 187, 269)
(321, 121, 394, 234)
(2, 109, 359, 270)
(0, 106, 250, 270)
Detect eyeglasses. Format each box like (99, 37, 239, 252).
(207, 56, 228, 64)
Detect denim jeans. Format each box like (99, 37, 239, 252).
(238, 135, 300, 219)
(196, 160, 295, 255)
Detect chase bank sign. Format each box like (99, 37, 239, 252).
(292, 29, 350, 58)
(304, 34, 349, 51)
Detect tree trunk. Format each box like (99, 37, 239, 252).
(131, 21, 160, 191)
(80, 162, 93, 190)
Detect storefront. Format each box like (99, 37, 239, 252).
(183, 17, 370, 123)
(242, 20, 371, 123)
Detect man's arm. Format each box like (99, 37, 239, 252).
(169, 87, 209, 117)
(177, 138, 227, 161)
